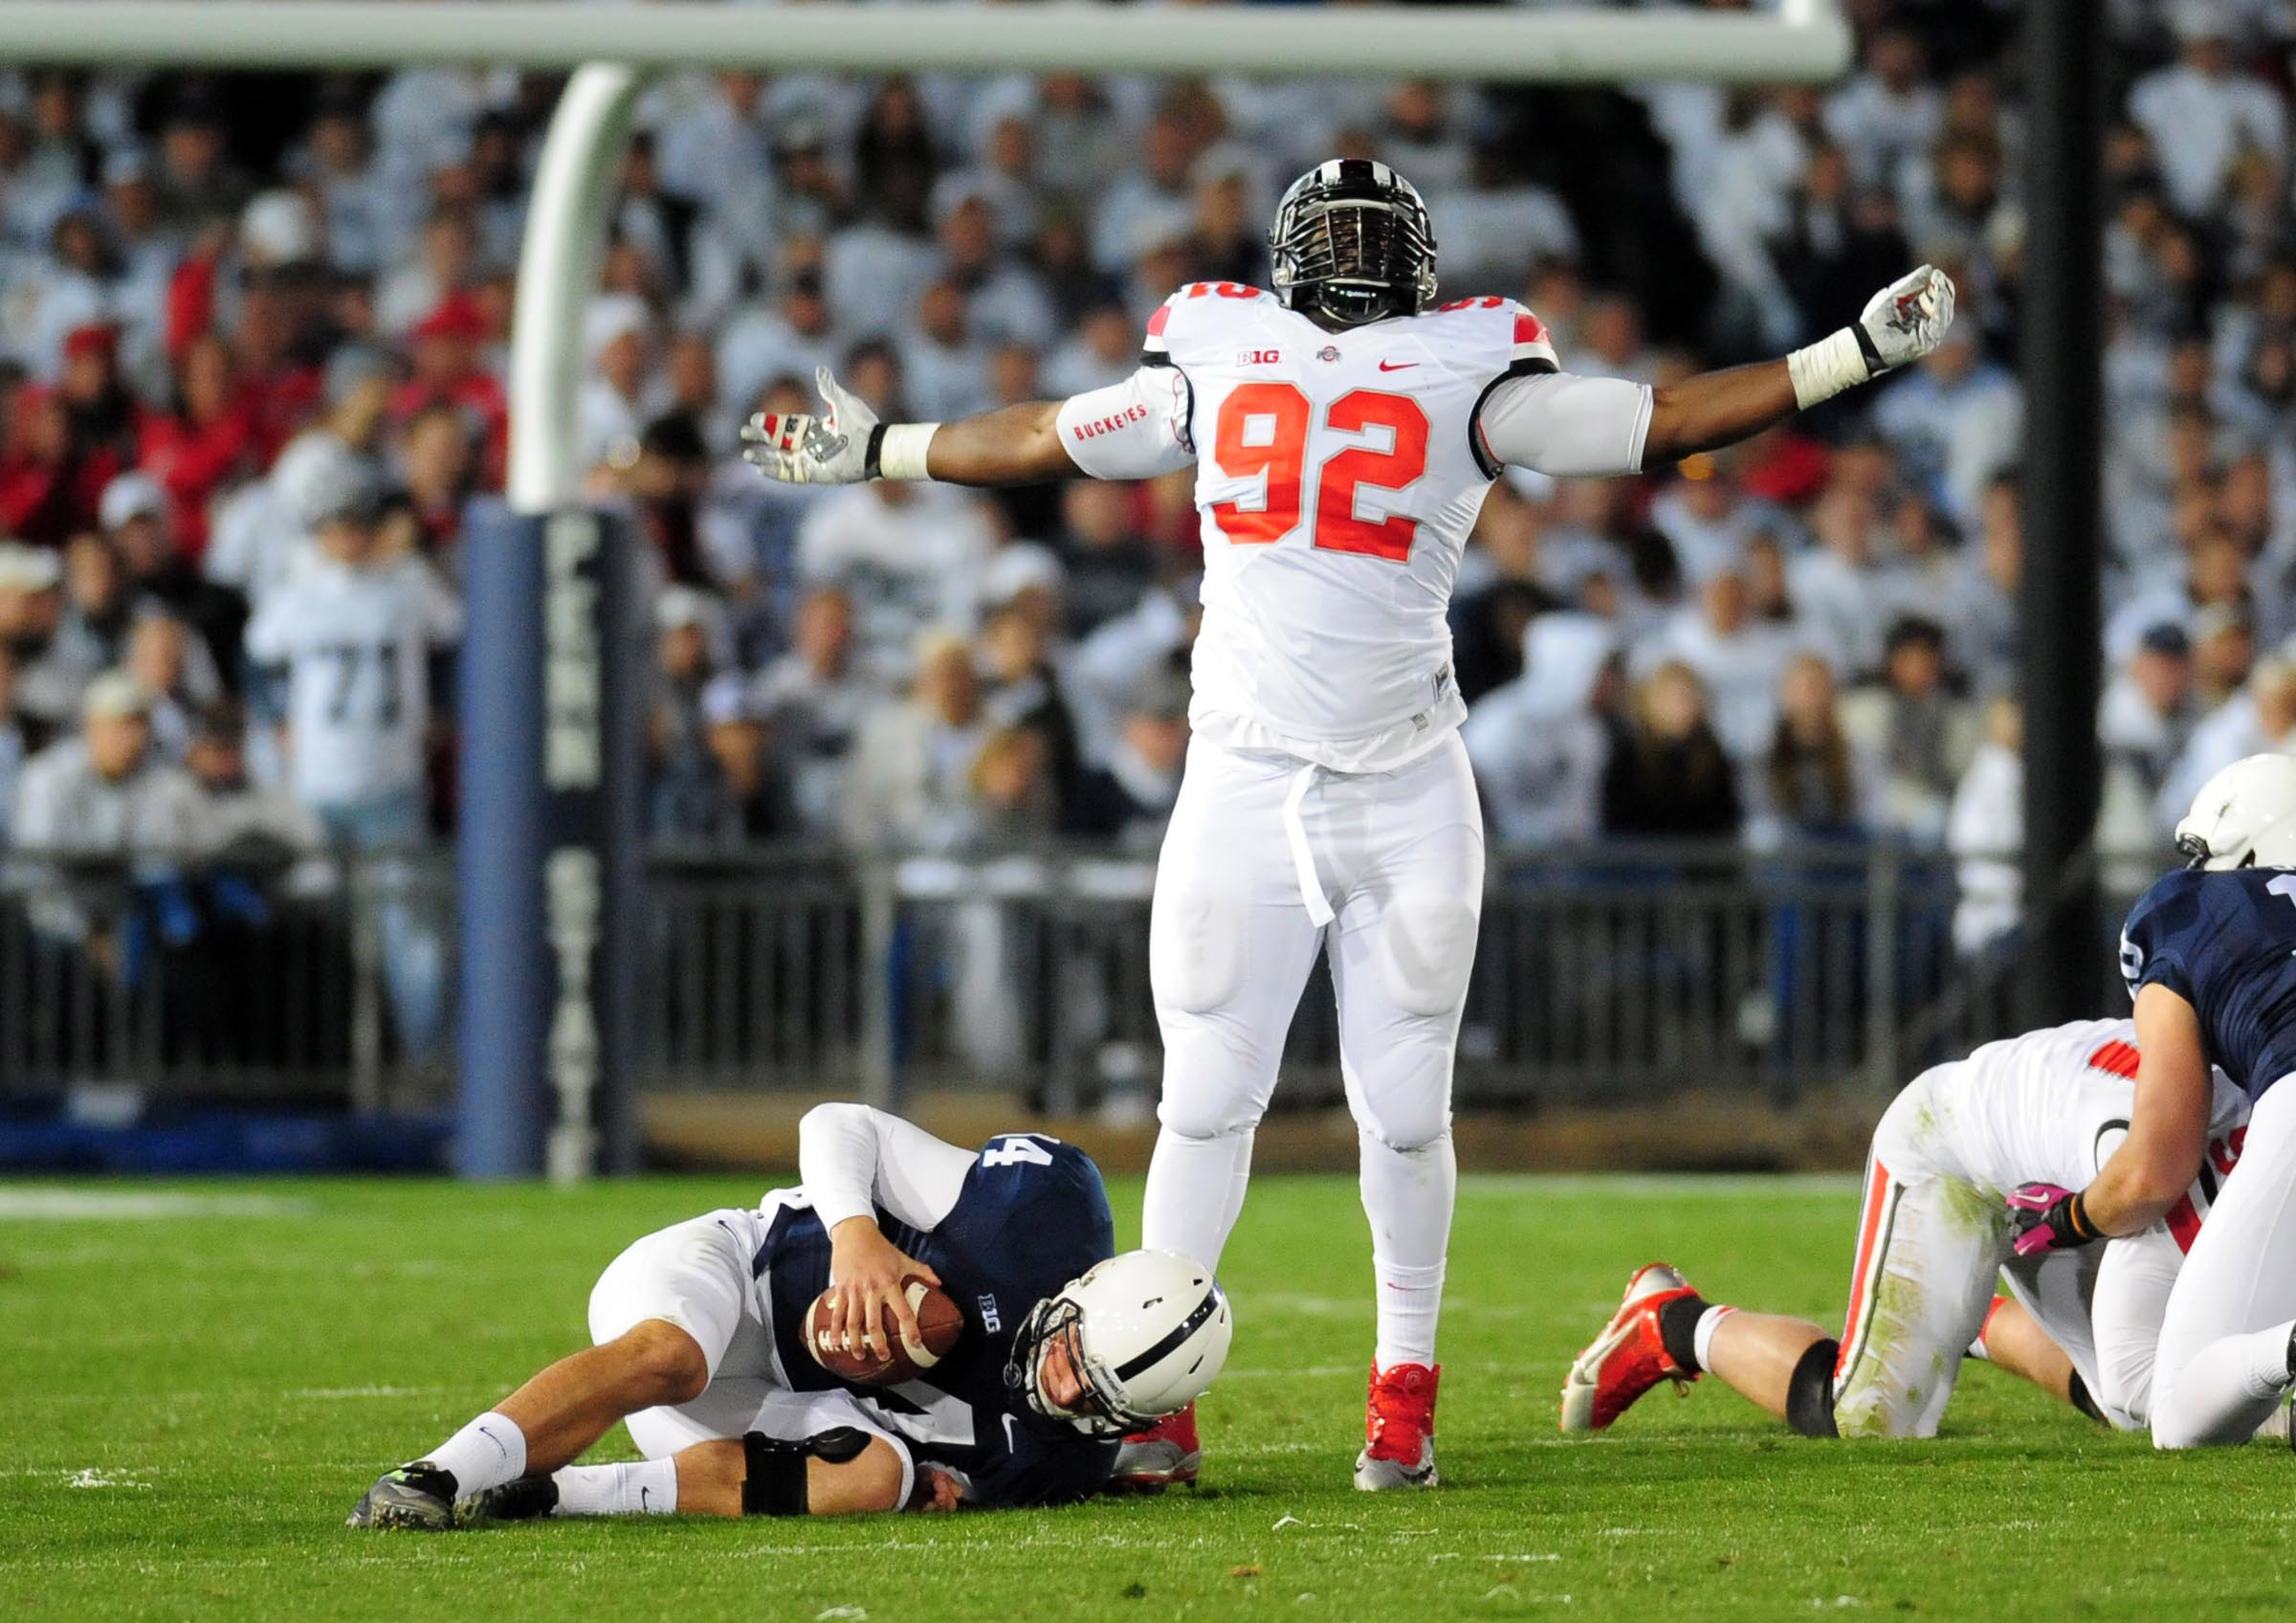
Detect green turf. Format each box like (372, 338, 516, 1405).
(0, 1170, 2284, 1622)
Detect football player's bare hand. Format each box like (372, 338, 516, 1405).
(827, 1217, 940, 1363)
(1856, 265, 1955, 373)
(740, 366, 878, 485)
(908, 1467, 962, 1513)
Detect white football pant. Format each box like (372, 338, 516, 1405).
(1834, 1071, 2177, 1436)
(1140, 733, 1483, 1369)
(2150, 1077, 2296, 1448)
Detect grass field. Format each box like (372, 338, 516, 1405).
(2, 1170, 2289, 1622)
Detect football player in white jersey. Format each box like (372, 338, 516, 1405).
(743, 157, 1956, 1490)
(1559, 1019, 2252, 1440)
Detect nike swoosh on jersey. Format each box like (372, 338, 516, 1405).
(1377, 360, 1418, 371)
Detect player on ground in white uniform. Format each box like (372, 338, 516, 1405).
(1560, 1018, 2250, 1439)
(742, 157, 1956, 1489)
(349, 1104, 1228, 1527)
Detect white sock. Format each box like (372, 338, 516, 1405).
(424, 1412, 527, 1498)
(1141, 1124, 1255, 1270)
(1692, 1305, 1735, 1373)
(552, 1457, 678, 1517)
(1359, 1128, 1457, 1369)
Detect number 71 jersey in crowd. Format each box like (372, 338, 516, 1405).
(1143, 284, 1561, 770)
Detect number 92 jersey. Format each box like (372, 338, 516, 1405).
(2121, 866, 2296, 1101)
(1055, 283, 1653, 772)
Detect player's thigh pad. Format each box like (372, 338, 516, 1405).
(1348, 736, 1486, 1020)
(587, 1210, 756, 1380)
(1148, 743, 1301, 1018)
(1832, 1161, 2006, 1438)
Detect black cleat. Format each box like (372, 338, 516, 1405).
(347, 1461, 460, 1530)
(459, 1473, 560, 1525)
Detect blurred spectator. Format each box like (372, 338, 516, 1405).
(1066, 661, 1191, 849)
(2101, 622, 2201, 810)
(2128, 1, 2285, 223)
(1948, 696, 2023, 957)
(797, 479, 995, 687)
(1464, 612, 1619, 847)
(139, 332, 261, 557)
(11, 671, 207, 944)
(242, 470, 460, 846)
(2161, 655, 2296, 832)
(840, 629, 986, 851)
(753, 585, 870, 840)
(1840, 616, 1979, 844)
(1746, 653, 1882, 849)
(1648, 559, 1804, 760)
(979, 596, 1082, 794)
(1870, 320, 2020, 529)
(1601, 660, 1741, 840)
(186, 702, 322, 861)
(645, 585, 727, 839)
(1054, 481, 1163, 640)
(0, 542, 78, 736)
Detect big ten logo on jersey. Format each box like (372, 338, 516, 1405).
(1238, 348, 1283, 367)
(982, 1134, 1056, 1169)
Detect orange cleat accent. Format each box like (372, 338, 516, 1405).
(1559, 1263, 1699, 1433)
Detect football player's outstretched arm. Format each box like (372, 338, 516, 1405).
(742, 365, 1194, 489)
(1642, 265, 1955, 463)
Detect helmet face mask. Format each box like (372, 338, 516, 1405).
(1004, 1250, 1232, 1439)
(1270, 159, 1438, 330)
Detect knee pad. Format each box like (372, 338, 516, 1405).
(740, 1433, 809, 1517)
(1787, 1340, 1841, 1438)
(740, 1428, 872, 1516)
(1376, 892, 1480, 1019)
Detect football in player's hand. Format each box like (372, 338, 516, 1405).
(804, 1276, 964, 1386)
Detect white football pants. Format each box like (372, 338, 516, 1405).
(2151, 1076, 2296, 1448)
(1835, 1074, 2181, 1436)
(1140, 733, 1484, 1369)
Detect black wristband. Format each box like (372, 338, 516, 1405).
(1851, 319, 1886, 376)
(2065, 1191, 2097, 1242)
(863, 423, 888, 480)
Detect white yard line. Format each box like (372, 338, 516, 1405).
(0, 1189, 314, 1220)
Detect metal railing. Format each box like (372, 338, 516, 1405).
(0, 840, 2156, 1113)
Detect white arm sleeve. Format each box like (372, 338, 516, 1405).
(1475, 371, 1654, 478)
(798, 1102, 978, 1234)
(1053, 366, 1197, 480)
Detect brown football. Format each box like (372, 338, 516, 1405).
(803, 1275, 965, 1386)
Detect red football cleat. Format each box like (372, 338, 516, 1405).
(1559, 1262, 1699, 1433)
(1109, 1402, 1201, 1492)
(1356, 1362, 1441, 1489)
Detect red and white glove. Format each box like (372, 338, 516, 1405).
(1787, 264, 1957, 408)
(740, 366, 938, 485)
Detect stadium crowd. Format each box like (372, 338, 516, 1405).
(0, 0, 2291, 954)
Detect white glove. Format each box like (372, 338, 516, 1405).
(740, 366, 879, 486)
(1787, 264, 1956, 409)
(1854, 263, 1956, 374)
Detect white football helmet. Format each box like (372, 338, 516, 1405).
(1006, 1249, 1231, 1436)
(2175, 753, 2296, 870)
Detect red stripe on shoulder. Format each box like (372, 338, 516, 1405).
(1513, 309, 1549, 346)
(2086, 1039, 2141, 1079)
(1146, 303, 1174, 337)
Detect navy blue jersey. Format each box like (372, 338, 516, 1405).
(2121, 867, 2296, 1100)
(756, 1133, 1118, 1506)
